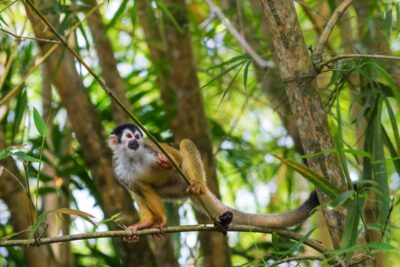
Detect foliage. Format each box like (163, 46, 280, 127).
(0, 0, 400, 266)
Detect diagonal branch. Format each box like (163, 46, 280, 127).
(204, 0, 274, 69)
(0, 28, 61, 43)
(312, 0, 353, 67)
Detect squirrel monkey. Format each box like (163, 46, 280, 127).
(108, 123, 319, 240)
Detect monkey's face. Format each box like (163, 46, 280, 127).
(108, 124, 144, 154)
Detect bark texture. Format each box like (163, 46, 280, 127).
(137, 1, 231, 266)
(259, 0, 347, 249)
(24, 1, 156, 266)
(0, 158, 58, 267)
(84, 0, 130, 124)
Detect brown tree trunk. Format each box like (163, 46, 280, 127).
(137, 1, 231, 266)
(351, 2, 389, 266)
(24, 2, 156, 266)
(0, 157, 58, 267)
(84, 0, 130, 124)
(259, 0, 347, 249)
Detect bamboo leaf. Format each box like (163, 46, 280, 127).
(273, 155, 341, 198)
(54, 208, 95, 218)
(243, 60, 252, 90)
(33, 108, 47, 137)
(383, 98, 400, 152)
(106, 0, 129, 31)
(335, 92, 352, 187)
(14, 151, 41, 163)
(12, 90, 27, 142)
(201, 61, 245, 89)
(340, 198, 362, 253)
(367, 242, 395, 250)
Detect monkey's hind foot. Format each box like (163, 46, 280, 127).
(151, 224, 166, 240)
(123, 225, 140, 242)
(186, 180, 206, 194)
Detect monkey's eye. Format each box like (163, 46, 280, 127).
(126, 133, 133, 138)
(135, 134, 141, 139)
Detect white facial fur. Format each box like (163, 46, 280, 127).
(108, 128, 155, 189)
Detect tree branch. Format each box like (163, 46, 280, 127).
(318, 53, 400, 69)
(0, 224, 328, 254)
(313, 0, 353, 66)
(0, 28, 61, 43)
(203, 0, 274, 69)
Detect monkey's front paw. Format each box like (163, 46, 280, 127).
(123, 225, 140, 242)
(156, 153, 172, 169)
(186, 180, 206, 194)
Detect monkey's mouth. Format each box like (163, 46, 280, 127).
(128, 140, 139, 150)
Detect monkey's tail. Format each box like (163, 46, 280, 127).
(191, 189, 319, 228)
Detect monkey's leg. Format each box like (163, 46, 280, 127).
(135, 183, 168, 231)
(124, 194, 156, 242)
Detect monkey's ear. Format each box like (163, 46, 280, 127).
(108, 134, 119, 150)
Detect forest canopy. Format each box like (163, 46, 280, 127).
(0, 0, 400, 266)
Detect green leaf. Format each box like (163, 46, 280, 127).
(243, 60, 252, 90)
(340, 198, 362, 254)
(335, 91, 352, 187)
(396, 3, 400, 33)
(155, 0, 184, 34)
(12, 90, 27, 143)
(0, 148, 13, 160)
(371, 95, 390, 223)
(28, 211, 51, 240)
(330, 190, 356, 207)
(14, 151, 41, 163)
(201, 61, 245, 89)
(367, 242, 395, 250)
(33, 108, 47, 137)
(273, 155, 341, 199)
(384, 98, 400, 153)
(106, 0, 129, 31)
(382, 127, 400, 175)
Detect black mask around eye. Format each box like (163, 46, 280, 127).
(111, 123, 143, 142)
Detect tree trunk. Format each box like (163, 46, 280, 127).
(24, 1, 156, 266)
(259, 0, 347, 249)
(84, 0, 130, 124)
(137, 1, 231, 266)
(0, 157, 58, 267)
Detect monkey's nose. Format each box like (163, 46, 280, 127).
(128, 140, 139, 150)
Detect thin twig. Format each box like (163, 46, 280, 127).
(268, 256, 324, 267)
(313, 0, 353, 66)
(203, 0, 274, 69)
(0, 224, 328, 254)
(23, 0, 215, 221)
(0, 28, 61, 44)
(318, 54, 400, 69)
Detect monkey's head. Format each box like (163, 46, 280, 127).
(108, 123, 144, 154)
